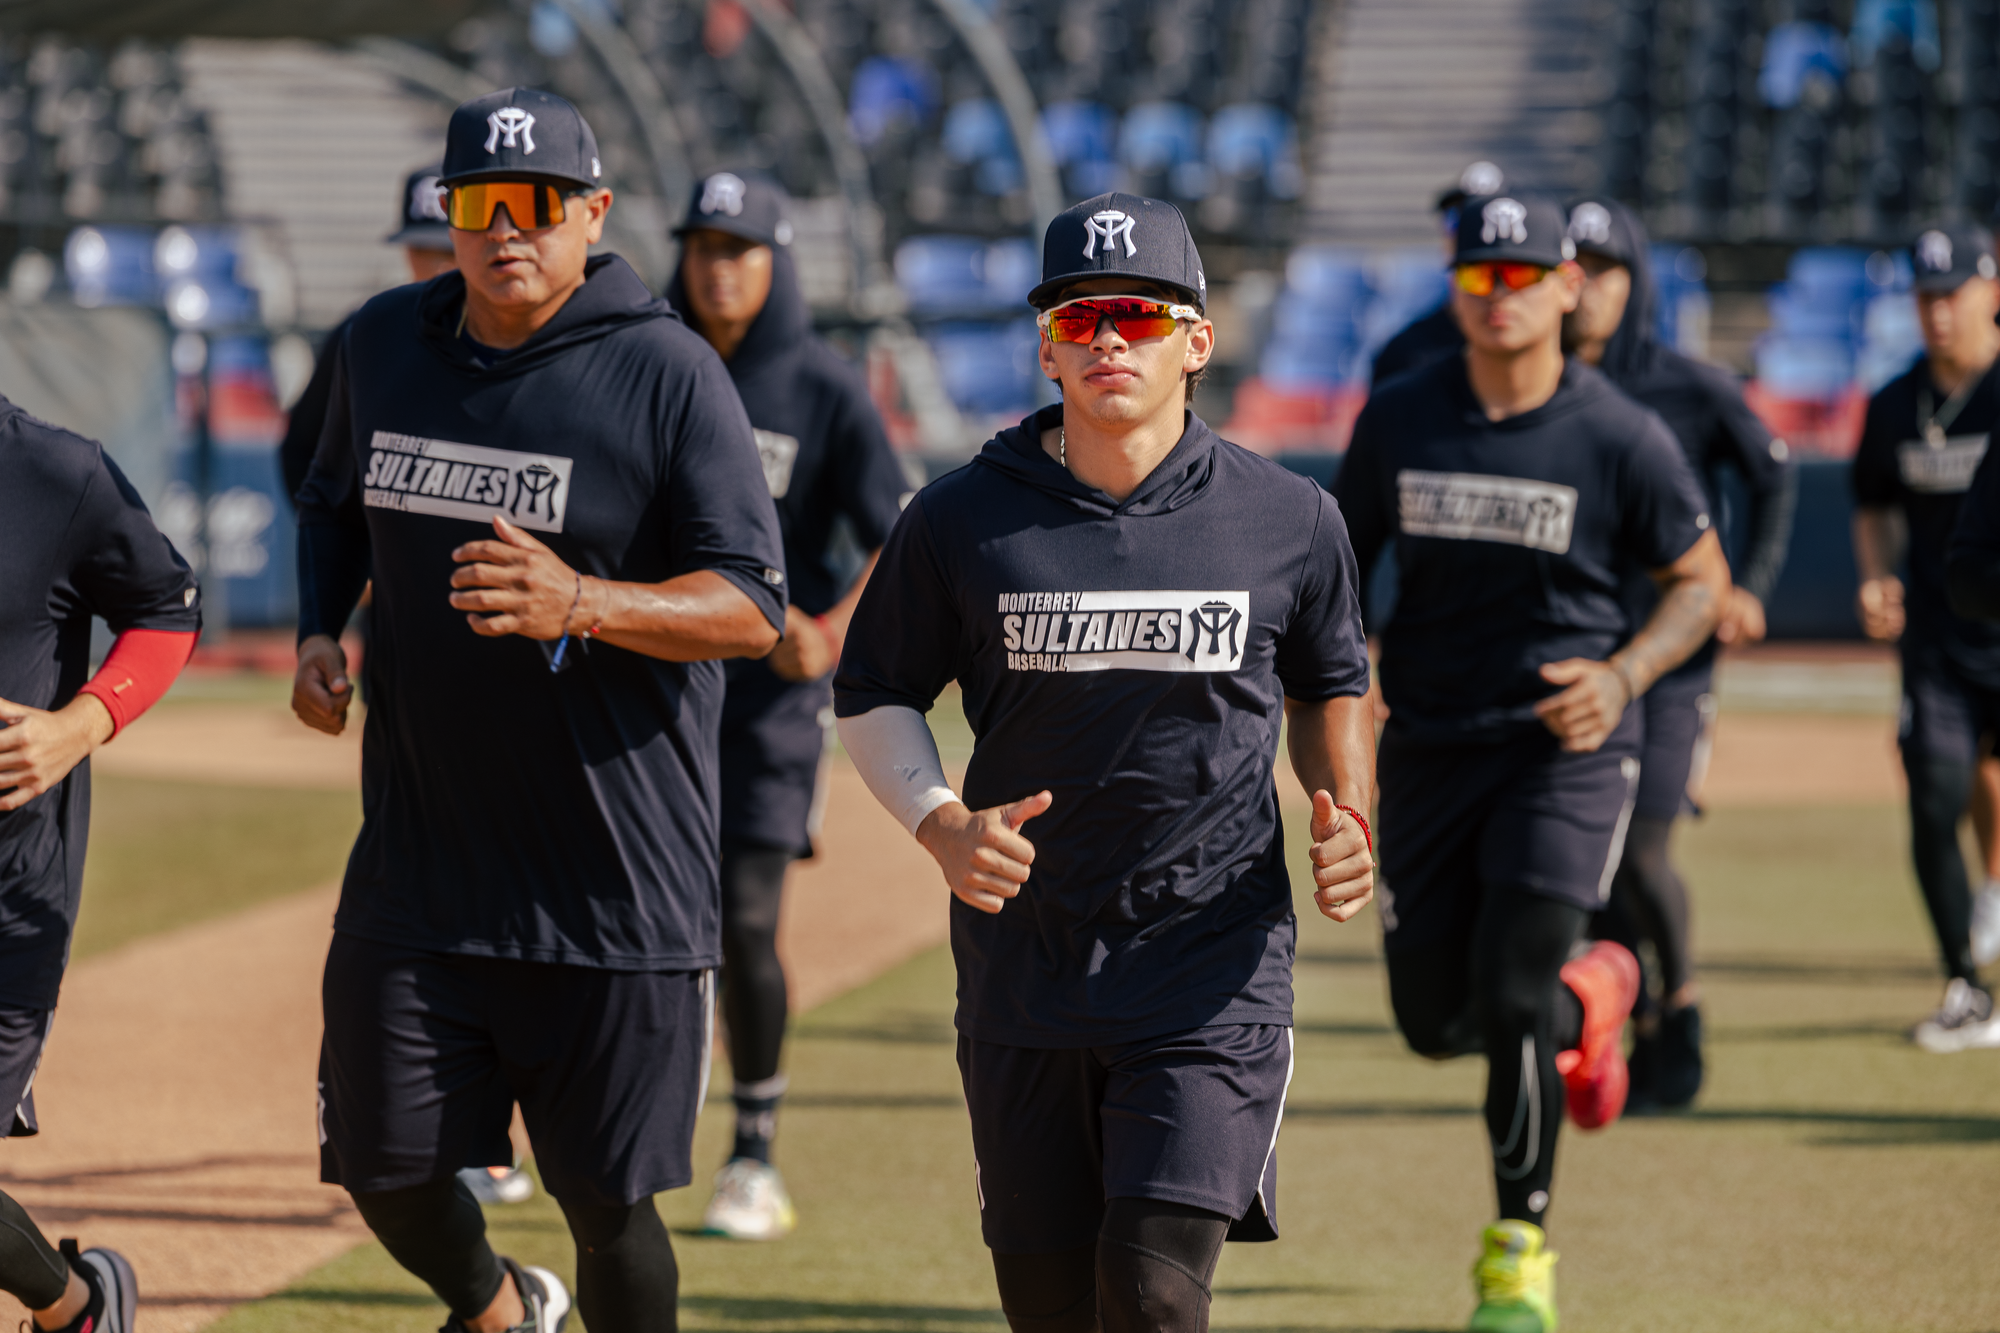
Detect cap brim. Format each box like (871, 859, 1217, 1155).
(438, 168, 599, 190)
(1914, 271, 1974, 292)
(386, 223, 454, 248)
(1026, 275, 1204, 311)
(1569, 241, 1630, 266)
(672, 216, 777, 246)
(1452, 245, 1569, 267)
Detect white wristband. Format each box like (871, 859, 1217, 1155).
(836, 705, 961, 836)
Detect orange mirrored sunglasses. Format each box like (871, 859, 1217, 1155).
(1453, 262, 1554, 297)
(1037, 296, 1202, 344)
(445, 181, 577, 231)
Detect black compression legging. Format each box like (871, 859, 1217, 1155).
(1601, 816, 1693, 1008)
(1906, 754, 1982, 983)
(990, 1198, 1231, 1333)
(1387, 889, 1586, 1229)
(0, 1188, 70, 1310)
(720, 843, 793, 1085)
(353, 1178, 679, 1330)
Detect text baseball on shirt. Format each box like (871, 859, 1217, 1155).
(362, 430, 574, 532)
(998, 589, 1250, 673)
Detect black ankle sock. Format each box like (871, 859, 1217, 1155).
(732, 1092, 782, 1164)
(40, 1242, 100, 1333)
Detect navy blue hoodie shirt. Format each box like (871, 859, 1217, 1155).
(1853, 357, 2000, 688)
(1336, 357, 1712, 744)
(668, 246, 908, 853)
(1, 398, 200, 1007)
(296, 255, 788, 972)
(834, 405, 1371, 1047)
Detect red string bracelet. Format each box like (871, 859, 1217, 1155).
(1334, 803, 1372, 855)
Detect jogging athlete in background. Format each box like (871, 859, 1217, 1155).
(1852, 221, 2000, 1053)
(293, 88, 786, 1333)
(1336, 192, 1728, 1333)
(667, 171, 907, 1240)
(837, 192, 1376, 1333)
(1561, 197, 1797, 1110)
(0, 397, 202, 1333)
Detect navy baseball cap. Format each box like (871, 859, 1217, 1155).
(440, 87, 603, 190)
(674, 171, 795, 247)
(1911, 222, 1998, 292)
(1453, 194, 1576, 268)
(1564, 197, 1640, 266)
(1437, 160, 1506, 215)
(1028, 192, 1206, 311)
(384, 164, 453, 250)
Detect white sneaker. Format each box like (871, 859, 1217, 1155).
(1911, 978, 2000, 1053)
(700, 1158, 797, 1240)
(1972, 884, 2000, 968)
(458, 1164, 535, 1205)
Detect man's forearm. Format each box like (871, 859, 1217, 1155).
(1285, 695, 1376, 814)
(1853, 507, 1905, 581)
(1611, 573, 1721, 695)
(586, 570, 782, 662)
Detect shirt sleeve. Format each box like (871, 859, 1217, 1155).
(1330, 403, 1392, 590)
(826, 369, 910, 556)
(1273, 486, 1372, 701)
(664, 356, 789, 633)
(1618, 412, 1714, 570)
(293, 335, 373, 643)
(64, 449, 202, 635)
(1704, 367, 1798, 603)
(1851, 389, 1903, 508)
(279, 315, 350, 509)
(833, 492, 963, 717)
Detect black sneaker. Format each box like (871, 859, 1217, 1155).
(1654, 1004, 1705, 1108)
(58, 1238, 137, 1333)
(439, 1257, 571, 1333)
(1624, 1027, 1662, 1115)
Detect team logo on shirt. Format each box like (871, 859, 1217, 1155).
(753, 429, 800, 498)
(1897, 435, 1989, 494)
(362, 431, 573, 532)
(1396, 469, 1578, 554)
(997, 590, 1249, 674)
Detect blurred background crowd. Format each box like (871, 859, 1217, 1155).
(0, 0, 1989, 640)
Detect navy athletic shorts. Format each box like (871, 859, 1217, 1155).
(957, 1023, 1294, 1253)
(1899, 640, 2000, 769)
(720, 663, 833, 856)
(1632, 660, 1715, 821)
(1376, 710, 1642, 950)
(0, 1006, 51, 1138)
(318, 933, 713, 1206)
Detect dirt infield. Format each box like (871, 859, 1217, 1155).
(5, 705, 949, 1331)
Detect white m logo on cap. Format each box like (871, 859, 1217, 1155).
(1083, 210, 1138, 260)
(484, 107, 536, 154)
(1568, 202, 1611, 246)
(1918, 230, 1953, 272)
(700, 172, 747, 217)
(1482, 198, 1528, 245)
(410, 174, 446, 223)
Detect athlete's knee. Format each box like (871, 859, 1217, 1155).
(992, 1244, 1098, 1333)
(350, 1176, 485, 1252)
(1094, 1199, 1228, 1333)
(1386, 955, 1476, 1058)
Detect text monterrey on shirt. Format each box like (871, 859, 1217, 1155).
(834, 405, 1371, 1047)
(1334, 357, 1712, 742)
(296, 256, 787, 972)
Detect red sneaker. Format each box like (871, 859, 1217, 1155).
(1554, 940, 1640, 1130)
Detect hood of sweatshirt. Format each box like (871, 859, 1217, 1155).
(971, 403, 1220, 518)
(664, 242, 813, 379)
(417, 253, 677, 379)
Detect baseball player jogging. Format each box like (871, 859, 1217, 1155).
(665, 171, 907, 1241)
(1333, 193, 1729, 1333)
(0, 398, 202, 1333)
(836, 192, 1376, 1333)
(1852, 221, 2000, 1052)
(292, 88, 786, 1333)
(1560, 197, 1797, 1109)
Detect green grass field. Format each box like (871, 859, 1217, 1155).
(203, 797, 2000, 1333)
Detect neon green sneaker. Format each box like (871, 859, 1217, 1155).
(1468, 1220, 1558, 1333)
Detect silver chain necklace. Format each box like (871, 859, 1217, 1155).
(1059, 426, 1066, 470)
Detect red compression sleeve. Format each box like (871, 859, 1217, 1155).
(76, 629, 198, 737)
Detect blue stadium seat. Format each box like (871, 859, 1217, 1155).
(1040, 100, 1119, 198)
(941, 99, 1023, 197)
(850, 55, 938, 148)
(1207, 103, 1300, 199)
(894, 235, 1036, 314)
(927, 319, 1040, 416)
(1118, 101, 1207, 200)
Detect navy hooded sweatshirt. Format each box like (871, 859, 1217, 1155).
(668, 245, 908, 853)
(834, 405, 1371, 1047)
(295, 254, 788, 972)
(0, 398, 201, 1007)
